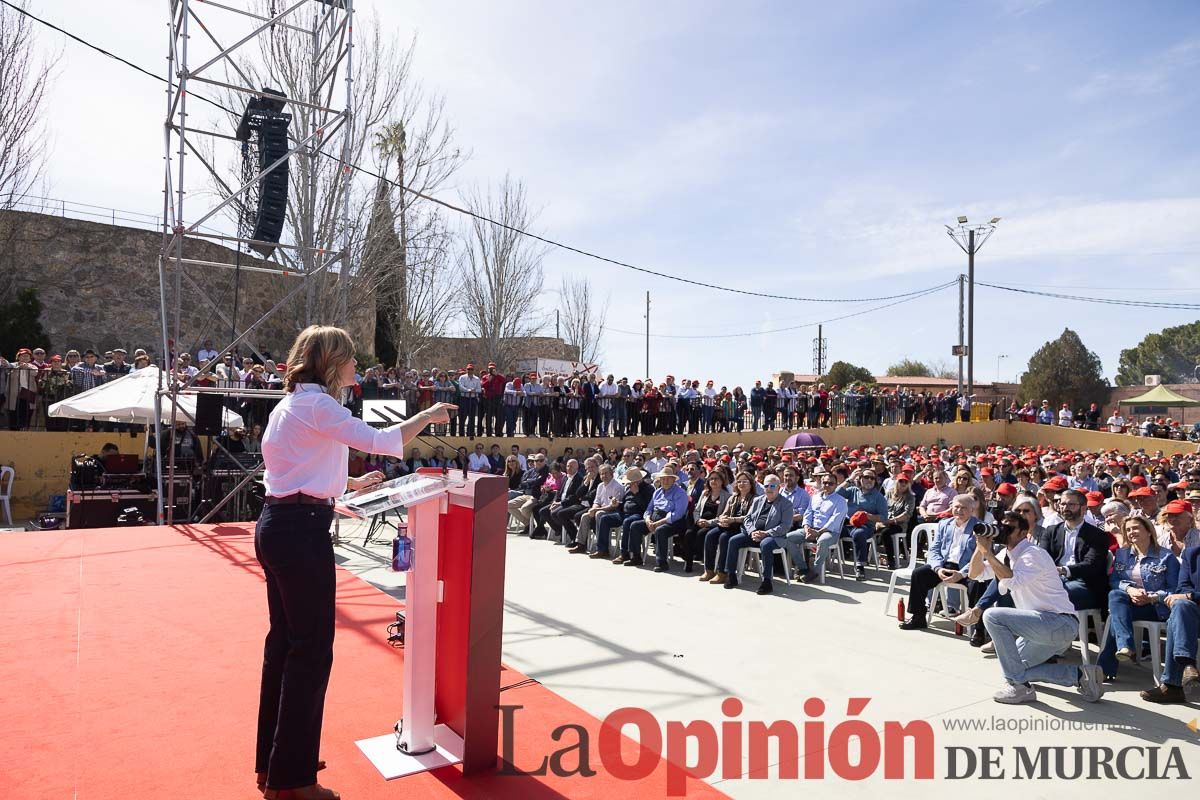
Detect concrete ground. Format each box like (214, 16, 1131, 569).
(332, 516, 1200, 797)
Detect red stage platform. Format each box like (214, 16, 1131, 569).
(0, 524, 727, 799)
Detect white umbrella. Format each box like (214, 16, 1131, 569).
(48, 366, 244, 428)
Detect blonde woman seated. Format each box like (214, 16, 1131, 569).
(1097, 515, 1180, 680)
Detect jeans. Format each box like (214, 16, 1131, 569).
(784, 530, 809, 574)
(983, 607, 1081, 687)
(846, 524, 874, 566)
(458, 396, 478, 437)
(723, 531, 760, 576)
(504, 405, 518, 437)
(1162, 599, 1200, 686)
(751, 406, 762, 431)
(1097, 589, 1162, 677)
(254, 503, 336, 790)
(810, 530, 841, 577)
(976, 578, 1013, 612)
(594, 511, 626, 556)
(1064, 579, 1101, 611)
(651, 518, 687, 567)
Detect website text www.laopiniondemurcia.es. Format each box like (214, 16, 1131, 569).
(497, 697, 1190, 794)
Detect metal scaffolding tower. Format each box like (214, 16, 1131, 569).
(155, 0, 357, 524)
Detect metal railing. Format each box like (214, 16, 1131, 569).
(5, 194, 233, 238)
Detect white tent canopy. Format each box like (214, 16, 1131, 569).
(48, 366, 244, 428)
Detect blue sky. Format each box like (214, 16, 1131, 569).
(30, 0, 1200, 388)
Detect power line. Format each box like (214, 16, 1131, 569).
(608, 281, 956, 339)
(2, 1, 965, 306)
(977, 281, 1200, 310)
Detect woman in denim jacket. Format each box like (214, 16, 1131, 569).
(1098, 515, 1180, 679)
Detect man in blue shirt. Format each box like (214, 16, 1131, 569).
(838, 468, 889, 580)
(625, 464, 690, 571)
(1142, 545, 1200, 704)
(801, 472, 849, 583)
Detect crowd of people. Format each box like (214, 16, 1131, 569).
(6, 345, 1198, 442)
(458, 435, 1200, 706)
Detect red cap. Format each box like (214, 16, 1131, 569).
(981, 468, 995, 476)
(1129, 487, 1154, 498)
(755, 461, 768, 469)
(487, 362, 497, 368)
(1131, 476, 1148, 487)
(1166, 500, 1193, 515)
(1086, 491, 1104, 507)
(50, 354, 62, 362)
(16, 348, 31, 356)
(996, 482, 1017, 497)
(465, 363, 474, 369)
(1043, 476, 1068, 491)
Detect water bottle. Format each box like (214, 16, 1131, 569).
(392, 529, 413, 572)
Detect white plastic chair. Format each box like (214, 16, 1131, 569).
(1074, 609, 1104, 665)
(737, 545, 792, 589)
(0, 466, 13, 527)
(1132, 620, 1168, 684)
(883, 523, 937, 615)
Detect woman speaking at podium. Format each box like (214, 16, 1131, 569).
(254, 325, 454, 800)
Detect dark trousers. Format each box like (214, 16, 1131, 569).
(683, 522, 716, 568)
(1065, 579, 1102, 611)
(703, 525, 741, 572)
(458, 396, 478, 437)
(595, 511, 630, 556)
(549, 503, 587, 543)
(907, 561, 974, 617)
(530, 494, 555, 537)
(254, 503, 336, 791)
(651, 518, 687, 568)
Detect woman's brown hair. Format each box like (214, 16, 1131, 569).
(283, 325, 356, 395)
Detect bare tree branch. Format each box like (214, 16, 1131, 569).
(0, 0, 56, 211)
(457, 176, 546, 366)
(558, 275, 607, 365)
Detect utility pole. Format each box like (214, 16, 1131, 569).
(645, 291, 650, 377)
(555, 309, 560, 340)
(956, 274, 964, 395)
(946, 217, 1000, 395)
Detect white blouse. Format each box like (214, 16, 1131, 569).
(261, 383, 407, 499)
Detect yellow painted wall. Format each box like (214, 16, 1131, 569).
(0, 432, 141, 518)
(1003, 422, 1198, 457)
(4, 419, 1189, 520)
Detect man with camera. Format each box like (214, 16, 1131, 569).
(1037, 489, 1109, 610)
(899, 494, 980, 630)
(977, 510, 1105, 704)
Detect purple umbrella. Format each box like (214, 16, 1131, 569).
(783, 432, 826, 450)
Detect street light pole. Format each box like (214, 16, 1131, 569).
(946, 216, 1000, 396)
(996, 354, 1008, 384)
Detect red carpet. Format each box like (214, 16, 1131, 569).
(0, 524, 727, 800)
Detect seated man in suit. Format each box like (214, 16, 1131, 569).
(900, 494, 980, 630)
(1037, 489, 1109, 610)
(723, 474, 796, 595)
(546, 459, 591, 545)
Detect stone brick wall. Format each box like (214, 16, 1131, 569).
(0, 210, 375, 360)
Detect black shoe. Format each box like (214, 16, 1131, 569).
(653, 564, 668, 573)
(530, 531, 547, 540)
(899, 616, 927, 631)
(624, 557, 642, 567)
(800, 571, 819, 584)
(683, 562, 694, 574)
(724, 578, 739, 590)
(1141, 684, 1187, 704)
(854, 566, 867, 581)
(756, 581, 773, 595)
(969, 629, 987, 648)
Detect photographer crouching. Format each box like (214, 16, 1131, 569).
(975, 510, 1106, 704)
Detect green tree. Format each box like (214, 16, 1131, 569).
(886, 358, 933, 378)
(0, 287, 50, 357)
(1115, 320, 1200, 386)
(1018, 328, 1108, 407)
(823, 360, 874, 387)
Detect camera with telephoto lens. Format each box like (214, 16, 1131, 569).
(973, 521, 1003, 539)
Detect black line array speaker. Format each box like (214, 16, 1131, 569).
(194, 392, 225, 436)
(235, 87, 291, 258)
